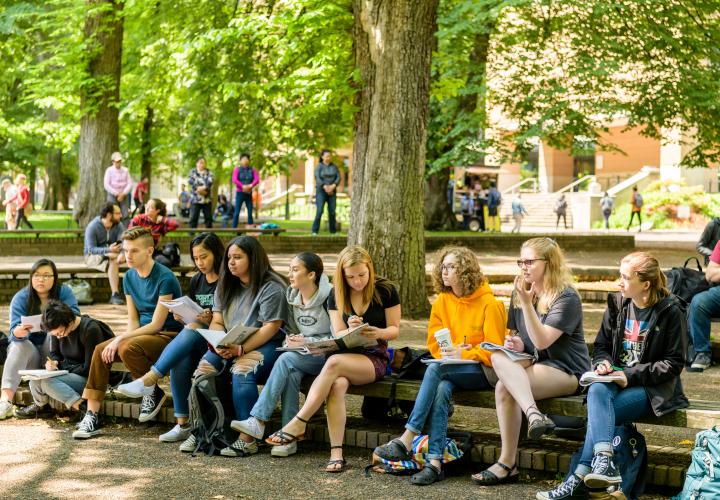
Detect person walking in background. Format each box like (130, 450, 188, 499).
(2, 178, 17, 230)
(131, 176, 149, 218)
(460, 192, 474, 230)
(311, 150, 341, 236)
(103, 152, 133, 221)
(554, 194, 568, 230)
(178, 184, 191, 218)
(627, 186, 643, 232)
(486, 182, 502, 232)
(214, 194, 233, 228)
(188, 157, 214, 229)
(473, 189, 486, 232)
(511, 193, 528, 233)
(5, 174, 33, 230)
(600, 192, 614, 231)
(232, 153, 259, 227)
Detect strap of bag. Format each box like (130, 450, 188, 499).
(684, 256, 703, 272)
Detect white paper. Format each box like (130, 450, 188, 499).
(19, 369, 69, 380)
(21, 314, 43, 333)
(579, 371, 626, 387)
(479, 342, 535, 362)
(160, 296, 205, 325)
(196, 329, 227, 349)
(196, 323, 258, 349)
(421, 358, 479, 365)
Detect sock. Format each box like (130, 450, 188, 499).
(141, 371, 160, 387)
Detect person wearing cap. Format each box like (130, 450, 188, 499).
(104, 152, 133, 220)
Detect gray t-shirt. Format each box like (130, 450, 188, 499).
(213, 279, 288, 340)
(508, 287, 590, 380)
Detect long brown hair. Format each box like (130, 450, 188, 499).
(621, 252, 669, 306)
(432, 246, 484, 296)
(334, 245, 392, 315)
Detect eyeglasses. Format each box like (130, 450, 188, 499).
(440, 264, 456, 272)
(32, 274, 55, 281)
(517, 259, 546, 268)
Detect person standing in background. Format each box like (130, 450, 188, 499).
(554, 194, 568, 230)
(232, 153, 259, 228)
(6, 174, 33, 230)
(486, 182, 502, 232)
(131, 176, 149, 218)
(178, 184, 191, 219)
(103, 152, 133, 222)
(188, 157, 214, 229)
(626, 186, 643, 232)
(311, 150, 341, 235)
(511, 193, 528, 233)
(600, 192, 614, 231)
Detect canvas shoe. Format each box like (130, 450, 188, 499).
(116, 378, 155, 399)
(138, 386, 166, 423)
(271, 441, 297, 457)
(220, 437, 259, 457)
(159, 423, 191, 443)
(179, 434, 197, 453)
(536, 474, 589, 499)
(72, 410, 102, 439)
(689, 352, 712, 373)
(0, 400, 16, 420)
(15, 403, 52, 419)
(584, 453, 622, 489)
(230, 416, 265, 439)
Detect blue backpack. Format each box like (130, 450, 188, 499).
(674, 427, 720, 500)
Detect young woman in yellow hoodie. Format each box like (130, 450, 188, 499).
(373, 246, 507, 486)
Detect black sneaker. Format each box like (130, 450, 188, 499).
(688, 352, 712, 372)
(15, 402, 52, 419)
(109, 292, 125, 305)
(536, 474, 589, 499)
(138, 385, 166, 423)
(72, 410, 102, 439)
(584, 453, 622, 488)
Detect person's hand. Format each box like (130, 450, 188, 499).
(285, 334, 305, 347)
(595, 360, 613, 375)
(196, 309, 213, 325)
(110, 242, 121, 252)
(173, 313, 186, 324)
(117, 193, 126, 202)
(503, 334, 524, 352)
(197, 186, 208, 196)
(514, 275, 536, 306)
(45, 359, 59, 371)
(156, 215, 164, 224)
(102, 338, 120, 364)
(359, 326, 382, 340)
(216, 343, 239, 359)
(243, 185, 252, 193)
(441, 343, 470, 359)
(13, 324, 31, 339)
(347, 315, 363, 329)
(613, 370, 628, 388)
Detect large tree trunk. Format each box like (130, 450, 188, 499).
(74, 0, 124, 227)
(349, 0, 438, 319)
(42, 107, 69, 210)
(424, 169, 457, 230)
(141, 105, 153, 192)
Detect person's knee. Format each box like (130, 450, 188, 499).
(434, 380, 454, 402)
(117, 339, 142, 360)
(587, 380, 613, 401)
(495, 381, 511, 402)
(690, 291, 715, 316)
(330, 376, 349, 396)
(322, 355, 343, 375)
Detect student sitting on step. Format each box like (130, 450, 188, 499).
(537, 252, 688, 500)
(73, 227, 183, 439)
(0, 259, 80, 420)
(15, 300, 114, 419)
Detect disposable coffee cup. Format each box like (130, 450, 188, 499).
(434, 328, 453, 350)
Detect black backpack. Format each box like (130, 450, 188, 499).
(0, 332, 8, 365)
(154, 242, 181, 268)
(665, 257, 713, 306)
(188, 371, 236, 456)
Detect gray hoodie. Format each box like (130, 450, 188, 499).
(286, 274, 333, 342)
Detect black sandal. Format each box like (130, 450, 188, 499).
(411, 463, 444, 486)
(325, 445, 347, 473)
(471, 462, 519, 485)
(526, 408, 555, 440)
(373, 438, 412, 462)
(265, 415, 308, 446)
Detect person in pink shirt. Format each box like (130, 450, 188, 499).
(232, 153, 259, 227)
(104, 152, 133, 220)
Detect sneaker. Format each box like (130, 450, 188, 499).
(179, 434, 197, 453)
(230, 416, 265, 439)
(536, 474, 589, 499)
(116, 378, 155, 399)
(159, 423, 191, 443)
(584, 453, 622, 489)
(138, 386, 166, 423)
(72, 410, 102, 439)
(109, 292, 125, 305)
(15, 402, 52, 419)
(0, 400, 15, 420)
(220, 437, 259, 457)
(271, 441, 297, 457)
(689, 352, 712, 372)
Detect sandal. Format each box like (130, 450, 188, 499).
(471, 462, 519, 485)
(265, 415, 308, 446)
(526, 409, 555, 440)
(325, 445, 347, 473)
(373, 438, 412, 462)
(411, 463, 444, 486)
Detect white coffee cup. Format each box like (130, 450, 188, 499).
(434, 328, 453, 350)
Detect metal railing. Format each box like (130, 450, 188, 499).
(555, 175, 596, 194)
(501, 178, 538, 195)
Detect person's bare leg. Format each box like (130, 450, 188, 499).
(87, 399, 101, 413)
(484, 380, 523, 478)
(326, 376, 349, 470)
(107, 253, 120, 295)
(1, 388, 13, 402)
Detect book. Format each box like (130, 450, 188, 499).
(159, 296, 205, 325)
(579, 371, 626, 387)
(421, 358, 479, 365)
(276, 323, 375, 355)
(479, 342, 535, 362)
(19, 369, 69, 380)
(197, 323, 260, 349)
(21, 314, 43, 333)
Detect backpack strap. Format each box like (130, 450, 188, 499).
(684, 256, 703, 272)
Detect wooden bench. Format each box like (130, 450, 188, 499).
(0, 227, 286, 238)
(0, 229, 85, 238)
(0, 265, 196, 279)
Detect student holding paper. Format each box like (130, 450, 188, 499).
(231, 252, 334, 457)
(116, 232, 223, 442)
(178, 235, 288, 457)
(0, 259, 80, 420)
(474, 237, 590, 486)
(266, 246, 400, 473)
(374, 246, 507, 485)
(538, 252, 687, 500)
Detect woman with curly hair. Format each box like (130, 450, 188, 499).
(373, 246, 507, 485)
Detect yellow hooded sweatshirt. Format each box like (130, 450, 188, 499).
(427, 281, 507, 366)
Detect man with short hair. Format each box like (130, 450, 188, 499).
(73, 227, 183, 439)
(84, 202, 126, 305)
(104, 152, 133, 221)
(688, 240, 720, 373)
(188, 157, 214, 229)
(232, 153, 259, 227)
(486, 182, 502, 232)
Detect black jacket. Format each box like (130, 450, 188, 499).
(697, 218, 720, 265)
(593, 292, 688, 417)
(49, 316, 114, 377)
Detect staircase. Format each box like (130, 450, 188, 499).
(499, 193, 574, 229)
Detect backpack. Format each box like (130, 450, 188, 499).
(555, 198, 567, 214)
(635, 193, 644, 208)
(0, 332, 8, 365)
(601, 197, 614, 212)
(155, 242, 181, 268)
(665, 257, 713, 306)
(188, 371, 236, 456)
(566, 423, 647, 500)
(66, 278, 93, 305)
(674, 426, 720, 500)
(487, 189, 501, 208)
(367, 432, 472, 476)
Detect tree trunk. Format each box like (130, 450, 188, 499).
(349, 0, 438, 319)
(424, 170, 457, 230)
(141, 105, 153, 192)
(42, 107, 69, 210)
(74, 0, 124, 227)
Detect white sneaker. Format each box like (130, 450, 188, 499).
(220, 437, 259, 457)
(230, 416, 265, 439)
(179, 434, 197, 453)
(159, 423, 191, 443)
(271, 441, 297, 457)
(0, 400, 15, 420)
(116, 378, 155, 398)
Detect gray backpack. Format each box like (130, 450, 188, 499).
(187, 371, 235, 456)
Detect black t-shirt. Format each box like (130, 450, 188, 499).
(328, 280, 400, 359)
(48, 316, 115, 377)
(619, 302, 652, 368)
(188, 272, 218, 309)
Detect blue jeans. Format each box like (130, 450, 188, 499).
(311, 190, 337, 234)
(202, 339, 283, 420)
(405, 363, 492, 459)
(30, 373, 87, 409)
(251, 351, 327, 425)
(576, 383, 652, 474)
(233, 191, 253, 227)
(150, 327, 208, 418)
(689, 286, 720, 354)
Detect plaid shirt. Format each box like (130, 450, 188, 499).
(188, 168, 214, 204)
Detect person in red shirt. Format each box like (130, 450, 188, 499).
(129, 198, 179, 248)
(5, 174, 33, 230)
(131, 176, 149, 217)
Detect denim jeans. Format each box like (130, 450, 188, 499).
(689, 286, 720, 354)
(250, 351, 327, 425)
(311, 190, 337, 234)
(405, 363, 492, 459)
(233, 191, 254, 227)
(202, 338, 282, 421)
(30, 373, 86, 409)
(576, 383, 652, 474)
(150, 327, 208, 418)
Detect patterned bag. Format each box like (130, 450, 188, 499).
(368, 432, 470, 475)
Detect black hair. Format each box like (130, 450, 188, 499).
(320, 149, 331, 161)
(295, 252, 324, 285)
(218, 194, 227, 203)
(41, 299, 77, 331)
(190, 232, 224, 275)
(26, 259, 61, 316)
(150, 198, 167, 217)
(217, 235, 287, 308)
(240, 153, 250, 160)
(100, 202, 118, 218)
(490, 181, 496, 188)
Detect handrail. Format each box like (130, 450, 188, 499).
(501, 178, 537, 195)
(554, 175, 596, 194)
(606, 166, 658, 196)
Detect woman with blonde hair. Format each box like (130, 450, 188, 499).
(7, 173, 33, 229)
(474, 237, 590, 486)
(266, 245, 401, 473)
(537, 252, 687, 500)
(374, 246, 507, 485)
